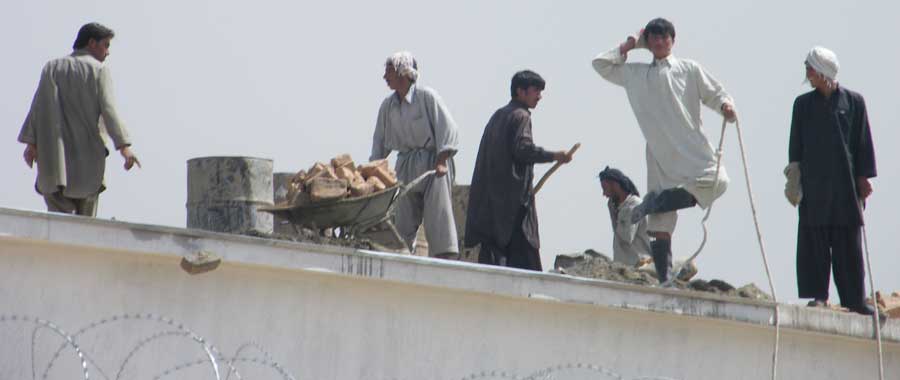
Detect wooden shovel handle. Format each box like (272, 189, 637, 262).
(533, 143, 580, 196)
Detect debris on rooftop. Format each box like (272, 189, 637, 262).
(552, 249, 772, 301)
(868, 291, 900, 318)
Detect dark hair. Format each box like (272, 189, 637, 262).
(598, 166, 640, 196)
(73, 23, 115, 50)
(642, 18, 675, 41)
(510, 70, 545, 98)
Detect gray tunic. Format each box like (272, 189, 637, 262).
(608, 194, 651, 266)
(18, 50, 131, 198)
(370, 84, 459, 254)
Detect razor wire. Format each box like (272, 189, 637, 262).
(1, 313, 298, 380)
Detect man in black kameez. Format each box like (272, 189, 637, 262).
(788, 46, 879, 316)
(465, 70, 572, 271)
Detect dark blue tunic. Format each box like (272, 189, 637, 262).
(465, 100, 556, 269)
(788, 86, 876, 226)
(789, 86, 877, 305)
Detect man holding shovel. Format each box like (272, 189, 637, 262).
(465, 70, 574, 271)
(592, 18, 736, 283)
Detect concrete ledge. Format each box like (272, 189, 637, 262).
(0, 207, 896, 344)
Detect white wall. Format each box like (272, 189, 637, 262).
(0, 209, 897, 380)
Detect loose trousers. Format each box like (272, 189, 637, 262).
(796, 225, 865, 307)
(44, 191, 99, 217)
(478, 207, 542, 271)
(395, 174, 459, 256)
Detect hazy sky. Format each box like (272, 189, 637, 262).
(3, 0, 897, 303)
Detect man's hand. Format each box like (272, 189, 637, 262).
(23, 144, 37, 168)
(120, 146, 141, 170)
(857, 176, 873, 200)
(619, 29, 645, 57)
(553, 151, 573, 164)
(434, 160, 448, 177)
(434, 151, 451, 177)
(721, 103, 737, 123)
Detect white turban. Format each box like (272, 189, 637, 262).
(386, 51, 418, 82)
(805, 46, 839, 82)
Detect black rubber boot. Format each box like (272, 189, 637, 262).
(651, 239, 673, 283)
(631, 188, 698, 224)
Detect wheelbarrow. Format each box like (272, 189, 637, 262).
(259, 170, 436, 253)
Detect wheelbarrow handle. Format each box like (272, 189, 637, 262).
(397, 169, 436, 200)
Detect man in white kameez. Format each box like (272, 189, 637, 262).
(18, 22, 139, 217)
(371, 51, 459, 258)
(592, 18, 737, 282)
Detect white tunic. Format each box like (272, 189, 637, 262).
(592, 47, 732, 208)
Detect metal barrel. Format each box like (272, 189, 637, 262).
(186, 156, 273, 235)
(272, 172, 295, 235)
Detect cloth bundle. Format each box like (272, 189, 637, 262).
(784, 162, 802, 206)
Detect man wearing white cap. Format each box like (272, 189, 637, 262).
(370, 51, 460, 258)
(788, 46, 879, 316)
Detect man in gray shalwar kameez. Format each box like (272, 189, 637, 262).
(18, 22, 139, 217)
(371, 51, 459, 258)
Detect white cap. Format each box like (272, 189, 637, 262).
(805, 46, 839, 81)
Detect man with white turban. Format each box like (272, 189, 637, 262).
(788, 46, 880, 317)
(371, 51, 460, 258)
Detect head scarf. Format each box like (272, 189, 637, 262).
(385, 51, 419, 82)
(598, 166, 640, 197)
(805, 46, 839, 84)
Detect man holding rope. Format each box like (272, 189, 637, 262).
(787, 47, 882, 318)
(592, 18, 736, 283)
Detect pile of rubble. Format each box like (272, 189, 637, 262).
(283, 154, 398, 206)
(553, 249, 771, 301)
(869, 292, 900, 318)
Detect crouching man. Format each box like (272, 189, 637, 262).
(599, 166, 651, 268)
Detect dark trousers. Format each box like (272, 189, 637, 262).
(478, 209, 542, 271)
(650, 188, 697, 214)
(796, 225, 865, 307)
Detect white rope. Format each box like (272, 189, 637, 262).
(862, 218, 885, 380)
(663, 118, 781, 380)
(733, 118, 781, 380)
